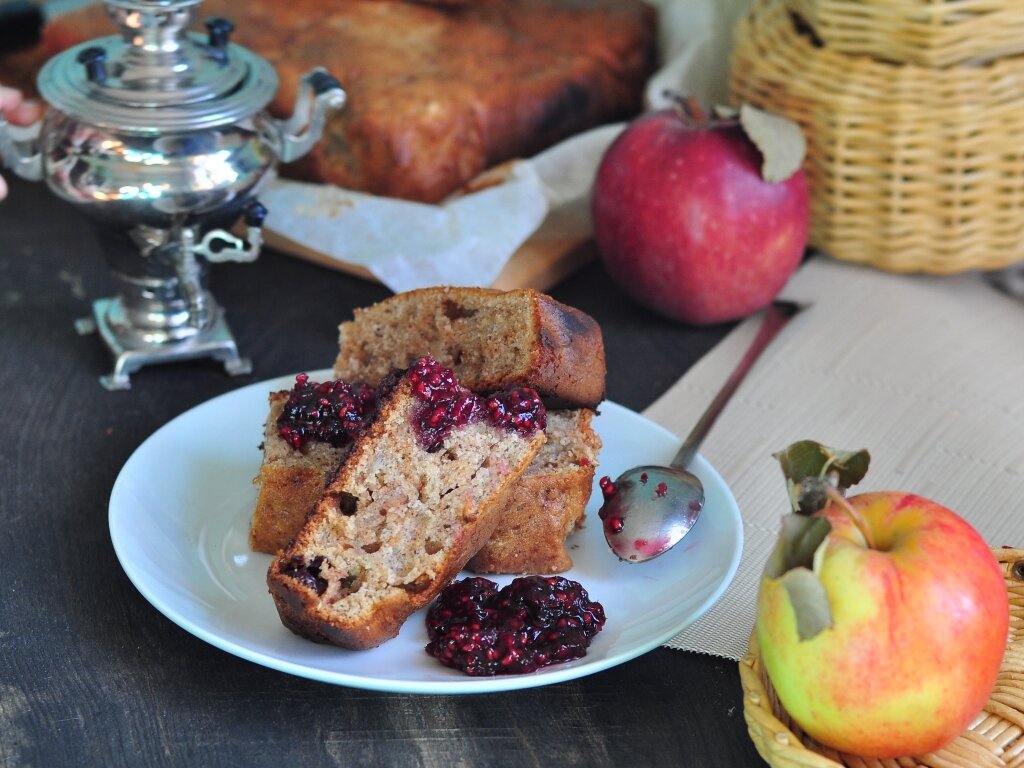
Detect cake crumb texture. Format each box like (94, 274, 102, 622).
(249, 392, 354, 554)
(467, 409, 601, 574)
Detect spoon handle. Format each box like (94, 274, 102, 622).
(670, 300, 803, 470)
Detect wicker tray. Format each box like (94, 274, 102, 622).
(739, 547, 1024, 768)
(786, 0, 1024, 67)
(729, 0, 1024, 274)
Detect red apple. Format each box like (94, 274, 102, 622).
(757, 490, 1008, 758)
(591, 104, 809, 325)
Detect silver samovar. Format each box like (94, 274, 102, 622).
(0, 0, 345, 389)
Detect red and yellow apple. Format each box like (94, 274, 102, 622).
(757, 491, 1008, 758)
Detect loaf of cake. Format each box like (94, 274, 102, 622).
(267, 356, 546, 649)
(333, 286, 606, 409)
(6, 0, 657, 203)
(466, 409, 600, 574)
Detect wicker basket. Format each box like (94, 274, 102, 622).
(785, 0, 1024, 68)
(739, 547, 1024, 768)
(729, 0, 1024, 274)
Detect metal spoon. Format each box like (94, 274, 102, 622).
(599, 300, 802, 562)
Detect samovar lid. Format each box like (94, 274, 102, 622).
(36, 0, 278, 132)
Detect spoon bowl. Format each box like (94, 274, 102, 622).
(600, 300, 802, 562)
(598, 465, 704, 561)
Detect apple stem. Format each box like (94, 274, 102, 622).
(825, 485, 876, 549)
(665, 91, 707, 126)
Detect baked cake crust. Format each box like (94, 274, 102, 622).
(333, 286, 607, 409)
(7, 0, 657, 203)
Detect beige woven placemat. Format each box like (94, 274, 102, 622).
(646, 256, 1024, 660)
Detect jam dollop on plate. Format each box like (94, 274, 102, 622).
(425, 575, 605, 676)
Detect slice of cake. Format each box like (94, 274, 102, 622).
(267, 357, 546, 649)
(466, 409, 600, 574)
(333, 286, 606, 410)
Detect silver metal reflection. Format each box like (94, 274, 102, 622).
(0, 0, 345, 389)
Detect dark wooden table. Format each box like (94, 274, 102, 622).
(0, 175, 767, 767)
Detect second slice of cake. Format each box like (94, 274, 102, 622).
(466, 409, 600, 574)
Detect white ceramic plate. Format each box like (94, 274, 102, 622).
(109, 370, 743, 694)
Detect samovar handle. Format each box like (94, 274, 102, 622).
(274, 68, 346, 164)
(0, 112, 43, 182)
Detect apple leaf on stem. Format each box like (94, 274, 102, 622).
(739, 104, 806, 183)
(761, 442, 870, 641)
(774, 440, 870, 515)
(765, 514, 834, 640)
(771, 513, 832, 574)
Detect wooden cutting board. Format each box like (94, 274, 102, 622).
(262, 226, 594, 292)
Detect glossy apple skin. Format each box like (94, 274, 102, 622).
(591, 110, 809, 325)
(757, 492, 1009, 758)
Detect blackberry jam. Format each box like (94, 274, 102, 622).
(277, 373, 377, 450)
(408, 356, 545, 452)
(425, 575, 606, 675)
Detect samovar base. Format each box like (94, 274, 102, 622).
(75, 296, 252, 391)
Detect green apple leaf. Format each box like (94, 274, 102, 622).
(780, 568, 833, 641)
(765, 513, 834, 641)
(774, 441, 871, 515)
(739, 104, 806, 183)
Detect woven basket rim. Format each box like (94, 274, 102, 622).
(739, 546, 1024, 768)
(747, 1, 1024, 97)
(785, 0, 1024, 67)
